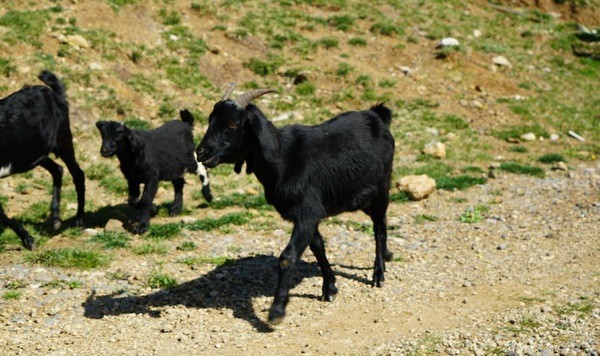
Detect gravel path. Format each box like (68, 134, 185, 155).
(1, 162, 598, 355)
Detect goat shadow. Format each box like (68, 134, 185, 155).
(82, 255, 324, 333)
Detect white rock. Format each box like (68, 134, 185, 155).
(439, 37, 460, 47)
(398, 66, 411, 75)
(552, 162, 568, 171)
(65, 34, 90, 49)
(550, 133, 559, 141)
(473, 29, 482, 38)
(423, 140, 446, 159)
(492, 55, 512, 68)
(520, 132, 536, 141)
(89, 62, 103, 71)
(397, 175, 436, 201)
(104, 219, 124, 232)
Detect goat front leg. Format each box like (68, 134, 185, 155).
(310, 228, 338, 302)
(169, 178, 184, 216)
(39, 158, 63, 230)
(0, 205, 35, 250)
(134, 177, 159, 234)
(127, 180, 141, 208)
(268, 220, 316, 324)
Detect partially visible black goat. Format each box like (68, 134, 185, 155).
(196, 84, 395, 324)
(96, 109, 213, 234)
(0, 71, 86, 250)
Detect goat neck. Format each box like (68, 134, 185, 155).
(243, 105, 282, 188)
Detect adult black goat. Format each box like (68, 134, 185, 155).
(96, 109, 213, 234)
(196, 84, 395, 324)
(0, 71, 86, 250)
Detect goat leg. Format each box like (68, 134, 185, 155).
(39, 158, 63, 230)
(169, 178, 184, 216)
(268, 221, 315, 324)
(309, 229, 338, 302)
(0, 205, 35, 250)
(134, 178, 159, 234)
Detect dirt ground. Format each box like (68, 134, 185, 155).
(0, 0, 599, 354)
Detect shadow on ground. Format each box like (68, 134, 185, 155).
(82, 255, 327, 332)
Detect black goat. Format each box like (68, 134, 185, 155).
(96, 109, 213, 234)
(196, 85, 395, 324)
(0, 71, 86, 250)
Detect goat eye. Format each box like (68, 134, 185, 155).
(228, 122, 238, 130)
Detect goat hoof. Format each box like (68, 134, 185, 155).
(321, 292, 337, 302)
(384, 250, 394, 262)
(267, 307, 285, 325)
(51, 219, 61, 231)
(168, 207, 182, 217)
(75, 217, 85, 228)
(202, 186, 213, 203)
(21, 236, 35, 251)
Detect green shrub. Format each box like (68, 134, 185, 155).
(500, 162, 545, 178)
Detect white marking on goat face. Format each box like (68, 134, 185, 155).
(0, 164, 12, 178)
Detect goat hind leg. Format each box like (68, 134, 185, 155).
(55, 140, 86, 226)
(310, 229, 338, 302)
(0, 205, 35, 250)
(39, 158, 63, 230)
(196, 162, 213, 202)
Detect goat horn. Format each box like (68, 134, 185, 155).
(231, 89, 275, 109)
(221, 82, 236, 101)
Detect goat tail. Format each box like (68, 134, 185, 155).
(38, 71, 66, 98)
(179, 109, 195, 127)
(370, 103, 392, 127)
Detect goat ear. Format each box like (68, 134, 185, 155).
(95, 121, 106, 131)
(249, 114, 280, 162)
(129, 135, 145, 154)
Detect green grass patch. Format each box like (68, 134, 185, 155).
(177, 241, 197, 251)
(318, 37, 339, 49)
(554, 298, 595, 316)
(42, 279, 83, 289)
(296, 81, 316, 96)
(145, 223, 182, 240)
(147, 272, 178, 289)
(184, 212, 251, 231)
(209, 193, 271, 210)
(0, 57, 16, 77)
(132, 243, 168, 255)
(459, 205, 489, 223)
(26, 248, 108, 269)
(99, 175, 128, 195)
(348, 37, 367, 46)
(390, 191, 411, 203)
(90, 231, 130, 249)
(0, 9, 51, 47)
(328, 14, 355, 31)
(2, 291, 22, 300)
(538, 153, 566, 164)
(414, 214, 438, 224)
(499, 162, 545, 178)
(508, 146, 528, 153)
(124, 117, 153, 131)
(5, 279, 26, 289)
(178, 255, 234, 267)
(437, 176, 487, 191)
(244, 56, 283, 76)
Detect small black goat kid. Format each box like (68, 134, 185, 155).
(96, 109, 212, 234)
(196, 85, 395, 324)
(0, 71, 86, 250)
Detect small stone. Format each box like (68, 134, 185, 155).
(398, 66, 411, 75)
(520, 132, 536, 141)
(473, 29, 482, 38)
(446, 132, 457, 140)
(492, 55, 512, 68)
(89, 62, 103, 71)
(161, 324, 174, 333)
(463, 281, 472, 287)
(397, 175, 436, 201)
(497, 243, 507, 250)
(65, 34, 90, 49)
(550, 133, 559, 141)
(104, 219, 124, 232)
(471, 100, 483, 109)
(439, 37, 460, 47)
(552, 162, 568, 171)
(423, 141, 446, 159)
